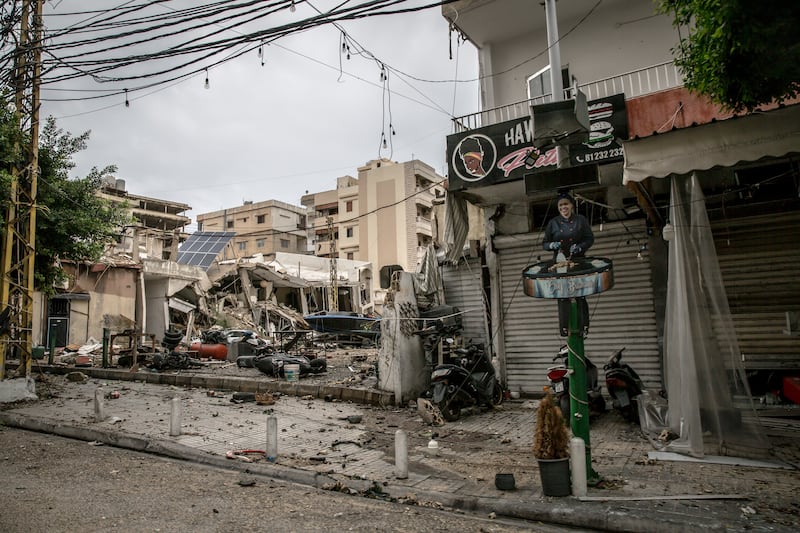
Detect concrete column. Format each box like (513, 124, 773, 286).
(169, 397, 181, 436)
(395, 429, 408, 479)
(266, 415, 278, 461)
(94, 389, 106, 422)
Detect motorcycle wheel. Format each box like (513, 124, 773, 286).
(559, 394, 571, 421)
(437, 399, 461, 422)
(622, 400, 640, 424)
(489, 382, 504, 407)
(590, 395, 606, 414)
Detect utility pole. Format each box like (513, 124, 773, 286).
(1, 0, 43, 380)
(326, 216, 338, 312)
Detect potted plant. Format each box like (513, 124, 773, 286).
(533, 389, 571, 496)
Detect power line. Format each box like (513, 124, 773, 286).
(3, 0, 464, 95)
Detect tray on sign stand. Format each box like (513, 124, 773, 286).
(522, 256, 614, 490)
(522, 257, 613, 299)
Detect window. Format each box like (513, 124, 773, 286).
(280, 239, 289, 248)
(237, 241, 247, 251)
(346, 200, 353, 212)
(256, 239, 265, 248)
(239, 217, 248, 223)
(227, 220, 234, 229)
(346, 227, 354, 238)
(527, 65, 570, 100)
(197, 222, 203, 231)
(346, 252, 354, 260)
(257, 214, 265, 224)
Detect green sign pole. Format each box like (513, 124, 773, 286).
(567, 299, 599, 483)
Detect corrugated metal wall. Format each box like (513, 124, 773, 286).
(441, 256, 490, 348)
(494, 220, 661, 395)
(712, 210, 800, 369)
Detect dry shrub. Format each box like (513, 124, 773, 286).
(532, 390, 570, 459)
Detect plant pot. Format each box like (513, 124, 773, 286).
(537, 457, 571, 497)
(495, 473, 515, 490)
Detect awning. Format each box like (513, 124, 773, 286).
(622, 104, 800, 183)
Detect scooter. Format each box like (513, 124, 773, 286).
(546, 345, 605, 420)
(603, 347, 644, 423)
(429, 342, 503, 421)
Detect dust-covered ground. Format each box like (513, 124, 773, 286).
(29, 343, 542, 486)
(0, 427, 567, 533)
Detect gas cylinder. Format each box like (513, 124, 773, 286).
(189, 342, 227, 360)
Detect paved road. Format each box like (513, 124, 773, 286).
(0, 427, 578, 532)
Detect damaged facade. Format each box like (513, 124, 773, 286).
(34, 178, 203, 350)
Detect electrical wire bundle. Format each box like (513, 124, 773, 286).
(0, 0, 458, 103)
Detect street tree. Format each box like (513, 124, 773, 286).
(0, 92, 130, 294)
(659, 0, 800, 112)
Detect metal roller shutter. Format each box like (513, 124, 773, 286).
(495, 220, 661, 395)
(441, 257, 490, 348)
(712, 211, 800, 370)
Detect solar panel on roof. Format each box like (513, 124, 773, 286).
(176, 231, 235, 270)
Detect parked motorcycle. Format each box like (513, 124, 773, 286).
(546, 345, 605, 420)
(429, 342, 504, 421)
(603, 347, 644, 423)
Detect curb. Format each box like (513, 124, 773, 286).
(0, 411, 727, 532)
(32, 365, 395, 407)
(0, 411, 337, 489)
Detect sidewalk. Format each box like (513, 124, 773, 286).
(1, 369, 798, 532)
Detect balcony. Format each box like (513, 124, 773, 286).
(415, 216, 432, 236)
(452, 62, 683, 133)
(414, 186, 436, 208)
(310, 212, 338, 232)
(315, 240, 339, 257)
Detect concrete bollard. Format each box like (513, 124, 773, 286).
(266, 415, 278, 462)
(169, 397, 182, 436)
(570, 437, 587, 497)
(94, 388, 106, 422)
(395, 429, 408, 479)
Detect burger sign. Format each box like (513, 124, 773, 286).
(570, 94, 627, 165)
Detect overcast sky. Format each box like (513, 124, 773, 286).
(39, 1, 479, 232)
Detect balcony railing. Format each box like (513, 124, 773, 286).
(415, 216, 432, 236)
(452, 61, 683, 132)
(315, 240, 339, 256)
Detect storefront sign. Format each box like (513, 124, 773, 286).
(447, 94, 627, 192)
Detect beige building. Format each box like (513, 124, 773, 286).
(301, 175, 358, 260)
(357, 158, 444, 272)
(196, 199, 308, 260)
(303, 159, 446, 309)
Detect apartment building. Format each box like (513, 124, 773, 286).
(356, 158, 444, 273)
(441, 0, 800, 398)
(195, 199, 308, 260)
(97, 176, 191, 260)
(303, 159, 446, 309)
(301, 175, 358, 260)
